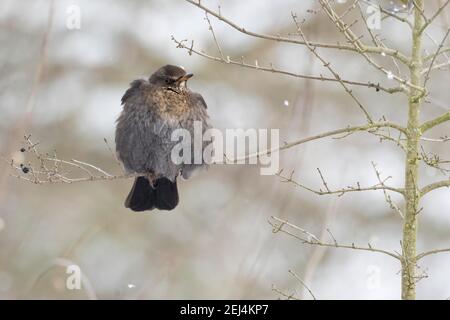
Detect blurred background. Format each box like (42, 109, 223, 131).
(0, 0, 449, 299)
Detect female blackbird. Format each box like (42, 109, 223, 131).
(115, 65, 210, 211)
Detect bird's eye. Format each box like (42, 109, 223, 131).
(165, 79, 171, 84)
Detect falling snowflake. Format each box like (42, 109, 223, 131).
(387, 71, 394, 80)
(381, 52, 386, 57)
(127, 284, 136, 289)
(283, 100, 290, 107)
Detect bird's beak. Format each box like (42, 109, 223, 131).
(176, 73, 194, 83)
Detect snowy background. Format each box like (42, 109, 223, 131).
(0, 0, 449, 299)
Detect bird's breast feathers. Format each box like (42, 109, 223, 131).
(150, 87, 193, 119)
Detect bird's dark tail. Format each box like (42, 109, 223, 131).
(125, 176, 179, 211)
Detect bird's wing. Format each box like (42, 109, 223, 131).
(121, 79, 147, 105)
(180, 90, 211, 180)
(116, 83, 181, 179)
(190, 91, 208, 109)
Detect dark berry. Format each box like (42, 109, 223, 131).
(22, 167, 29, 174)
(20, 148, 26, 152)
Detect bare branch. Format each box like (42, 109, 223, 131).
(288, 270, 316, 300)
(421, 110, 450, 132)
(420, 0, 450, 32)
(371, 162, 405, 218)
(423, 27, 450, 86)
(420, 179, 450, 196)
(269, 216, 401, 260)
(417, 247, 450, 260)
(271, 285, 301, 300)
(276, 168, 404, 197)
(318, 0, 424, 94)
(424, 47, 450, 61)
(171, 37, 403, 94)
(301, 198, 339, 299)
(421, 136, 450, 142)
(215, 122, 406, 165)
(291, 12, 373, 123)
(378, 4, 414, 29)
(182, 0, 411, 64)
(204, 12, 224, 60)
(357, 2, 404, 77)
(5, 135, 135, 185)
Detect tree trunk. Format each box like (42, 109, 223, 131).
(402, 0, 424, 300)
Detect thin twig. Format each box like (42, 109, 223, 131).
(269, 216, 401, 260)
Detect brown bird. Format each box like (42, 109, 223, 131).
(115, 65, 211, 211)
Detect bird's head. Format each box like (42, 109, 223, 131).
(149, 65, 193, 89)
